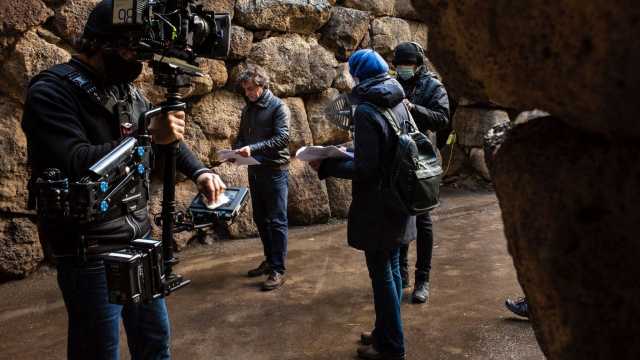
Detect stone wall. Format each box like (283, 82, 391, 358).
(0, 0, 431, 279)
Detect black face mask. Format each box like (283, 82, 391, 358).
(102, 51, 143, 84)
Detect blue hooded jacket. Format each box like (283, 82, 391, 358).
(348, 49, 390, 81)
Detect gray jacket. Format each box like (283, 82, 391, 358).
(234, 89, 290, 169)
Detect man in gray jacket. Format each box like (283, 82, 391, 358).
(234, 64, 290, 291)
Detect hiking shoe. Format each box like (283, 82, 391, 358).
(248, 260, 271, 278)
(262, 271, 286, 291)
(412, 281, 430, 304)
(505, 297, 530, 318)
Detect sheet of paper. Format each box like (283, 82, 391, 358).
(202, 193, 230, 210)
(216, 149, 261, 166)
(295, 146, 354, 162)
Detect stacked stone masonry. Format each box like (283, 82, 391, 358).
(0, 0, 489, 280)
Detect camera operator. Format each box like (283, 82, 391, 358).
(392, 42, 450, 304)
(310, 49, 411, 360)
(21, 1, 225, 358)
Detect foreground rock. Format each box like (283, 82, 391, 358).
(304, 88, 352, 146)
(493, 118, 640, 359)
(412, 0, 640, 138)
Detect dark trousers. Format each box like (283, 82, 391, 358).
(56, 260, 171, 360)
(248, 167, 289, 274)
(400, 212, 433, 283)
(365, 248, 405, 355)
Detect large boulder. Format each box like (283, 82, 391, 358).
(52, 0, 100, 44)
(189, 59, 228, 97)
(282, 97, 312, 154)
(189, 90, 246, 141)
(287, 160, 331, 225)
(229, 25, 253, 60)
(393, 0, 420, 21)
(0, 0, 53, 36)
(453, 107, 510, 148)
(412, 0, 640, 138)
(332, 63, 355, 92)
(248, 34, 338, 97)
(0, 30, 71, 102)
(325, 177, 351, 218)
(304, 88, 351, 145)
(371, 17, 428, 61)
(201, 0, 235, 19)
(341, 0, 394, 16)
(0, 216, 42, 280)
(235, 0, 332, 34)
(320, 6, 371, 61)
(0, 97, 29, 214)
(493, 118, 640, 359)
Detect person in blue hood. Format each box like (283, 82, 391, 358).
(311, 49, 411, 360)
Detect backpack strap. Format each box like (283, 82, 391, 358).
(30, 62, 105, 108)
(362, 102, 411, 137)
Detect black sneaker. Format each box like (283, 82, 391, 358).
(248, 261, 271, 278)
(262, 271, 286, 291)
(357, 345, 405, 360)
(412, 281, 430, 304)
(505, 297, 530, 318)
(360, 331, 373, 345)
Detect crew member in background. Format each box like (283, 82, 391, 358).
(234, 64, 291, 291)
(311, 49, 411, 360)
(393, 42, 451, 304)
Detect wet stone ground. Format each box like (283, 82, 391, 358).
(0, 188, 543, 359)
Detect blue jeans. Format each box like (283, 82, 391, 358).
(57, 259, 171, 360)
(365, 248, 405, 355)
(248, 167, 289, 273)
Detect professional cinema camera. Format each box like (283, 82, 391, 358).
(35, 138, 249, 304)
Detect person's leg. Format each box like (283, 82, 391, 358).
(399, 244, 409, 288)
(414, 212, 434, 284)
(390, 248, 403, 303)
(263, 169, 289, 274)
(364, 250, 405, 356)
(122, 298, 171, 360)
(249, 170, 272, 265)
(56, 260, 122, 360)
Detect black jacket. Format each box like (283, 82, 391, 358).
(319, 74, 414, 252)
(234, 89, 290, 169)
(398, 67, 450, 133)
(22, 58, 209, 256)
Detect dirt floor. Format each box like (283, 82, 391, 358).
(0, 188, 544, 360)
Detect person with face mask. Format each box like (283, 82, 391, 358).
(21, 1, 226, 358)
(392, 42, 451, 304)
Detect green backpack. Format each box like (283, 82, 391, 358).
(368, 103, 442, 215)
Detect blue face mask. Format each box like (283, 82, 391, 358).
(396, 66, 416, 81)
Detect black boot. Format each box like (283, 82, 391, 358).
(248, 260, 271, 277)
(412, 281, 430, 304)
(505, 297, 529, 318)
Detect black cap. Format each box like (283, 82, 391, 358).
(393, 42, 423, 66)
(81, 0, 122, 41)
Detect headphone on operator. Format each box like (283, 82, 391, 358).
(409, 42, 426, 66)
(393, 41, 426, 67)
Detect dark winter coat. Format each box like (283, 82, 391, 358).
(21, 58, 208, 256)
(319, 74, 414, 252)
(234, 89, 290, 169)
(398, 67, 450, 133)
